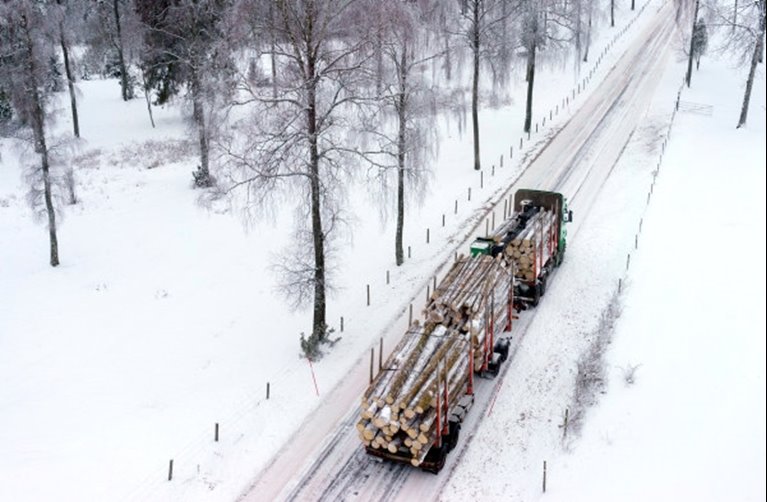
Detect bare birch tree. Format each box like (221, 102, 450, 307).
(712, 0, 767, 126)
(361, 0, 443, 266)
(0, 1, 61, 266)
(455, 0, 515, 171)
(737, 0, 765, 127)
(219, 0, 371, 358)
(685, 0, 702, 86)
(112, 0, 133, 100)
(53, 0, 80, 137)
(520, 0, 576, 133)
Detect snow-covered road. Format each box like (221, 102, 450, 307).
(237, 2, 680, 501)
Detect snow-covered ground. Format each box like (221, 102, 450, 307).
(542, 58, 767, 502)
(0, 0, 763, 500)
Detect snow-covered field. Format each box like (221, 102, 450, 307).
(0, 0, 764, 500)
(541, 58, 767, 502)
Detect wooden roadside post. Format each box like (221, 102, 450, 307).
(369, 348, 374, 384)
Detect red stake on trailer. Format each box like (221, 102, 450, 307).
(482, 306, 490, 372)
(537, 219, 543, 275)
(548, 213, 555, 259)
(467, 346, 475, 395)
(435, 363, 442, 448)
(442, 358, 449, 436)
(489, 293, 495, 364)
(506, 276, 514, 331)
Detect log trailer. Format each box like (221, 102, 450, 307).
(357, 189, 572, 473)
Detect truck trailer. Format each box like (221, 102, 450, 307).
(359, 255, 513, 473)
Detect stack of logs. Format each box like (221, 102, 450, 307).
(357, 255, 512, 466)
(427, 255, 512, 372)
(504, 209, 556, 282)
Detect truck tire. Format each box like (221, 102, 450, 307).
(447, 422, 461, 452)
(539, 275, 547, 297)
(557, 246, 566, 266)
(531, 284, 541, 307)
(494, 339, 510, 363)
(422, 443, 448, 474)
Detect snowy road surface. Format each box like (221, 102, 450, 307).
(238, 2, 678, 501)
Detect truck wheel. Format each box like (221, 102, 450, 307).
(531, 285, 541, 307)
(494, 340, 509, 363)
(447, 422, 461, 452)
(540, 275, 547, 297)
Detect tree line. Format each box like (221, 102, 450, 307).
(1, 0, 763, 358)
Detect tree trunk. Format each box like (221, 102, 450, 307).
(141, 70, 156, 128)
(113, 0, 130, 101)
(192, 76, 211, 188)
(269, 0, 278, 99)
(443, 31, 452, 81)
(759, 1, 766, 64)
(375, 22, 384, 97)
(575, 0, 582, 65)
(685, 0, 700, 88)
(395, 45, 407, 266)
(611, 0, 615, 27)
(191, 69, 210, 187)
(59, 29, 79, 138)
(583, 9, 592, 62)
(471, 0, 481, 171)
(737, 1, 765, 127)
(524, 19, 537, 133)
(632, 0, 635, 11)
(23, 14, 59, 266)
(500, 0, 510, 81)
(306, 14, 327, 342)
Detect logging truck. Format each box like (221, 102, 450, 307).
(357, 189, 572, 473)
(471, 189, 573, 307)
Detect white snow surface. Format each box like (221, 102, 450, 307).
(0, 1, 764, 500)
